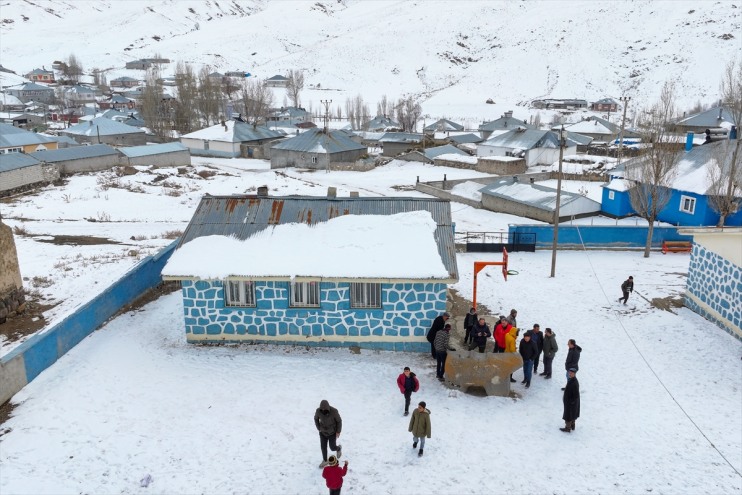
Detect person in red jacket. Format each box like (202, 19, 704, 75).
(322, 455, 348, 495)
(493, 316, 510, 353)
(396, 366, 420, 416)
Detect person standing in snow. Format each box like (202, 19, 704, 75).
(560, 368, 580, 432)
(493, 316, 510, 353)
(426, 312, 449, 359)
(505, 326, 519, 383)
(314, 400, 343, 468)
(519, 332, 537, 388)
(463, 307, 478, 346)
(469, 317, 491, 353)
(506, 309, 518, 328)
(562, 339, 582, 390)
(321, 455, 348, 495)
(396, 366, 420, 416)
(408, 401, 431, 457)
(540, 328, 558, 379)
(530, 324, 544, 374)
(434, 323, 455, 381)
(619, 276, 634, 305)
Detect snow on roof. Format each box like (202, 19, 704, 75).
(450, 181, 486, 201)
(162, 211, 449, 280)
(603, 177, 632, 192)
(435, 152, 477, 164)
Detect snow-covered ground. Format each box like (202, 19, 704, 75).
(1, 158, 741, 494)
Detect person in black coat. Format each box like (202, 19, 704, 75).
(518, 333, 537, 388)
(426, 312, 449, 359)
(468, 317, 491, 353)
(463, 307, 478, 345)
(560, 369, 580, 432)
(619, 276, 634, 304)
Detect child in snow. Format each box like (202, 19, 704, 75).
(321, 455, 348, 495)
(408, 401, 432, 457)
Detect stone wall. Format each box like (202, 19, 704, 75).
(685, 243, 742, 340)
(179, 280, 447, 351)
(0, 220, 24, 324)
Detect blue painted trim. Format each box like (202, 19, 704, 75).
(509, 225, 693, 249)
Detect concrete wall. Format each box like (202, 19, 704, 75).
(0, 164, 60, 197)
(0, 220, 22, 293)
(482, 195, 554, 223)
(124, 150, 192, 168)
(0, 164, 45, 193)
(508, 224, 693, 249)
(57, 154, 122, 174)
(475, 158, 527, 175)
(179, 280, 446, 352)
(181, 138, 239, 157)
(0, 241, 178, 405)
(382, 142, 419, 157)
(270, 149, 365, 170)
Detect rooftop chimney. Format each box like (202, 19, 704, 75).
(257, 186, 268, 197)
(327, 187, 337, 198)
(504, 110, 513, 119)
(718, 107, 723, 120)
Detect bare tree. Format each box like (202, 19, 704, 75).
(286, 69, 305, 107)
(140, 67, 171, 140)
(197, 67, 223, 126)
(707, 59, 742, 226)
(395, 96, 422, 132)
(626, 81, 681, 258)
(376, 95, 394, 117)
(66, 53, 83, 83)
(240, 78, 274, 124)
(173, 61, 199, 133)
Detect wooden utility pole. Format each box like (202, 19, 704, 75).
(550, 126, 565, 278)
(320, 99, 332, 133)
(618, 96, 631, 165)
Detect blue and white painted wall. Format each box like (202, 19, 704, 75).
(180, 280, 446, 351)
(680, 228, 742, 340)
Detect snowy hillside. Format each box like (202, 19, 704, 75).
(1, 0, 741, 119)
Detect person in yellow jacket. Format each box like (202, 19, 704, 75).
(505, 326, 519, 383)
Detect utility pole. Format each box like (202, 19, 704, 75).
(320, 99, 332, 134)
(618, 96, 631, 165)
(550, 126, 565, 278)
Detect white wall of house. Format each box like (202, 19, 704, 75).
(524, 146, 576, 167)
(180, 138, 239, 156)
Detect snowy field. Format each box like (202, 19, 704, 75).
(0, 158, 741, 494)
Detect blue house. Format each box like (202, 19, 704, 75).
(161, 194, 459, 351)
(601, 141, 742, 227)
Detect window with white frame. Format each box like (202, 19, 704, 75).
(350, 283, 382, 309)
(225, 280, 256, 307)
(290, 281, 320, 307)
(311, 156, 318, 164)
(680, 195, 696, 214)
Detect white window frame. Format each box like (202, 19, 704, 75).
(679, 195, 696, 214)
(350, 283, 382, 309)
(225, 280, 256, 307)
(290, 281, 320, 308)
(311, 156, 318, 164)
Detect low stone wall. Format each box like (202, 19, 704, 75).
(0, 288, 25, 324)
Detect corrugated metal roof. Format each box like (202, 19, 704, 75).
(675, 106, 736, 128)
(119, 142, 188, 158)
(480, 177, 597, 211)
(271, 128, 365, 153)
(423, 144, 467, 160)
(479, 116, 534, 132)
(29, 143, 119, 162)
(178, 195, 458, 280)
(481, 129, 559, 150)
(424, 119, 464, 132)
(0, 124, 57, 148)
(379, 132, 423, 143)
(0, 152, 41, 172)
(61, 117, 145, 136)
(364, 115, 400, 131)
(448, 133, 483, 144)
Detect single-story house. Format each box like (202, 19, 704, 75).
(64, 85, 97, 104)
(674, 106, 737, 134)
(181, 120, 284, 158)
(0, 123, 58, 153)
(591, 98, 618, 112)
(59, 117, 147, 146)
(160, 194, 458, 351)
(531, 99, 589, 110)
(119, 142, 191, 167)
(447, 133, 483, 145)
(0, 153, 58, 196)
(267, 106, 309, 122)
(29, 144, 121, 174)
(678, 227, 741, 340)
(125, 59, 152, 70)
(424, 119, 464, 133)
(602, 140, 742, 226)
(397, 144, 468, 164)
(110, 76, 140, 88)
(0, 93, 25, 112)
(379, 132, 424, 157)
(478, 111, 533, 140)
(270, 128, 367, 169)
(477, 128, 576, 167)
(265, 75, 288, 87)
(560, 116, 620, 142)
(0, 112, 46, 128)
(99, 94, 136, 111)
(480, 177, 601, 222)
(6, 82, 54, 104)
(364, 115, 401, 132)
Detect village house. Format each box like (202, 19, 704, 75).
(270, 128, 367, 169)
(378, 132, 424, 157)
(478, 111, 533, 140)
(98, 94, 136, 111)
(267, 106, 310, 122)
(0, 153, 58, 196)
(0, 123, 58, 154)
(110, 76, 140, 88)
(29, 144, 121, 175)
(125, 59, 152, 70)
(181, 120, 284, 158)
(265, 74, 288, 87)
(0, 93, 25, 112)
(559, 116, 621, 143)
(160, 194, 458, 351)
(423, 118, 464, 133)
(6, 82, 54, 104)
(591, 98, 618, 112)
(674, 106, 737, 135)
(24, 68, 55, 84)
(59, 117, 147, 146)
(64, 85, 97, 105)
(531, 98, 589, 110)
(364, 115, 401, 132)
(477, 128, 577, 167)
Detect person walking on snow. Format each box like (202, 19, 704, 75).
(426, 312, 449, 359)
(540, 328, 558, 379)
(408, 401, 431, 457)
(397, 367, 420, 416)
(315, 400, 343, 468)
(562, 339, 582, 390)
(434, 323, 455, 381)
(519, 332, 537, 388)
(530, 324, 544, 374)
(463, 307, 478, 345)
(321, 455, 348, 495)
(469, 317, 491, 353)
(560, 368, 580, 432)
(505, 326, 519, 383)
(619, 276, 634, 304)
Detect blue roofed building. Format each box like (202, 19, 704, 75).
(478, 110, 533, 140)
(60, 117, 147, 146)
(119, 142, 191, 167)
(29, 144, 121, 174)
(0, 152, 58, 195)
(424, 118, 464, 133)
(270, 128, 367, 169)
